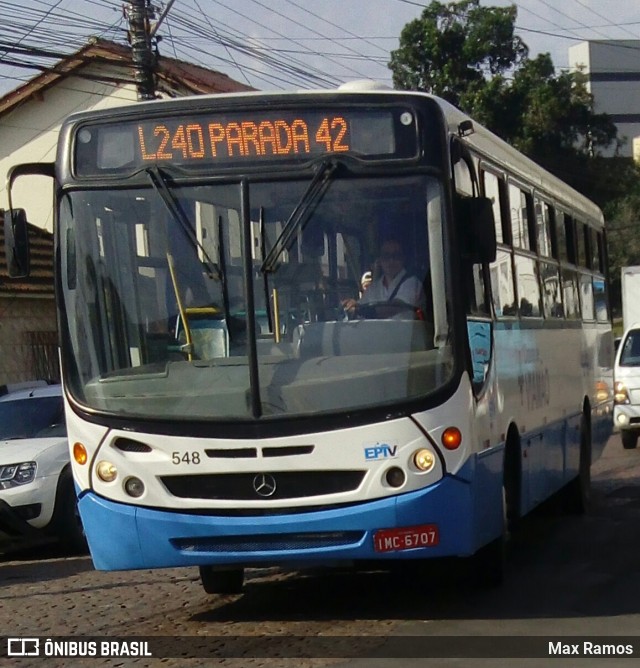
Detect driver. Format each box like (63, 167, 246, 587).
(343, 237, 427, 318)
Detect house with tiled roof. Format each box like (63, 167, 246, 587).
(0, 38, 253, 384)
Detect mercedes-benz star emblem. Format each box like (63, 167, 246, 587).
(253, 473, 277, 497)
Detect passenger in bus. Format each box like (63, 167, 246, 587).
(343, 237, 427, 319)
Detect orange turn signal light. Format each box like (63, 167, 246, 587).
(73, 442, 88, 465)
(441, 427, 462, 450)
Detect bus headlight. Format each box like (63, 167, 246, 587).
(96, 460, 118, 482)
(614, 381, 630, 405)
(413, 448, 436, 472)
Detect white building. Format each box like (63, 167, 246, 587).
(569, 40, 640, 158)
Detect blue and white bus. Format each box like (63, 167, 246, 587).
(5, 83, 613, 592)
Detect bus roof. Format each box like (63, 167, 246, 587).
(63, 83, 604, 227)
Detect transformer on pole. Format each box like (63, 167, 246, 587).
(126, 0, 157, 101)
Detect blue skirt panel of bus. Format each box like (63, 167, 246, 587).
(78, 456, 504, 571)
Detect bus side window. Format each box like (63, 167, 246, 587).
(553, 210, 568, 262)
(534, 198, 553, 258)
(580, 273, 595, 321)
(491, 249, 517, 317)
(508, 183, 531, 251)
(481, 170, 506, 245)
(562, 268, 581, 319)
(514, 254, 542, 317)
(576, 221, 587, 268)
(596, 232, 606, 273)
(541, 261, 563, 318)
(466, 263, 490, 317)
(564, 215, 578, 265)
(453, 155, 474, 196)
(467, 318, 492, 387)
(594, 277, 609, 322)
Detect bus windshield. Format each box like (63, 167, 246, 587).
(59, 170, 452, 421)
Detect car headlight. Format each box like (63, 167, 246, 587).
(0, 461, 37, 489)
(614, 381, 630, 405)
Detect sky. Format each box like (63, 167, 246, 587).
(0, 0, 639, 96)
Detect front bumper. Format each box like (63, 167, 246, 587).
(613, 404, 640, 432)
(79, 472, 486, 571)
(0, 498, 46, 551)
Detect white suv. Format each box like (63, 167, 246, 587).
(0, 382, 86, 552)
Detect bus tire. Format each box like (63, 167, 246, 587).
(503, 429, 521, 532)
(622, 431, 638, 450)
(199, 566, 244, 594)
(51, 467, 88, 554)
(564, 413, 591, 515)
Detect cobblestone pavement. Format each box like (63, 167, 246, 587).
(1, 552, 407, 668)
(1, 436, 636, 668)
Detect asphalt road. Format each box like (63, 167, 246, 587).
(1, 433, 640, 668)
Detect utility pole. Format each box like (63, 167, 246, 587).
(126, 0, 157, 101)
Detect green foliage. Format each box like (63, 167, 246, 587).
(389, 0, 640, 314)
(602, 168, 640, 316)
(389, 1, 618, 164)
(390, 0, 527, 108)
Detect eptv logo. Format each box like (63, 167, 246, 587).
(364, 443, 398, 460)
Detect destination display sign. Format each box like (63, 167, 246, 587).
(73, 107, 418, 175)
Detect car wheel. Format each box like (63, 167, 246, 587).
(622, 431, 638, 450)
(52, 467, 88, 554)
(199, 566, 244, 594)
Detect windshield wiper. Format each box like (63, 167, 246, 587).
(260, 158, 337, 274)
(145, 165, 220, 280)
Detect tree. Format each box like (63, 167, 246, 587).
(389, 0, 640, 317)
(388, 0, 619, 178)
(603, 180, 640, 318)
(390, 0, 527, 109)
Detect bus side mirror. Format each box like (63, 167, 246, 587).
(3, 208, 31, 278)
(456, 195, 497, 264)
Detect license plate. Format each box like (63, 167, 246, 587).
(373, 524, 439, 553)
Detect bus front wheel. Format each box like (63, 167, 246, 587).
(199, 566, 245, 594)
